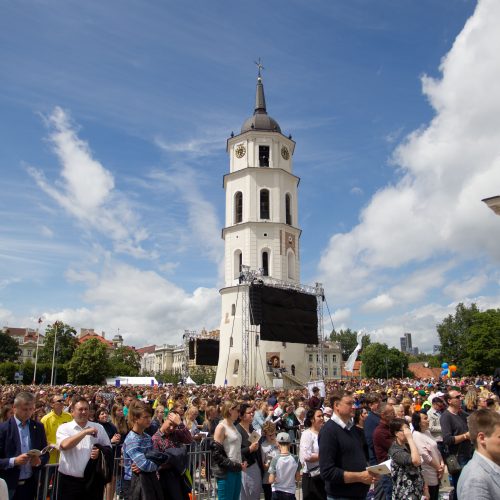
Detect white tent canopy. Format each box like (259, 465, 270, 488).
(106, 376, 159, 386)
(184, 376, 196, 385)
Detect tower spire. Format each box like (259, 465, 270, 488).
(254, 58, 266, 113)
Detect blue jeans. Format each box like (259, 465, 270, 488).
(217, 471, 242, 500)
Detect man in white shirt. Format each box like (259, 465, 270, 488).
(56, 397, 111, 500)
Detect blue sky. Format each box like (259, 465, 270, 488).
(2, 0, 499, 353)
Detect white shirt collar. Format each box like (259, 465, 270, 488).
(331, 412, 353, 430)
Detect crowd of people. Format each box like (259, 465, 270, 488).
(0, 373, 498, 500)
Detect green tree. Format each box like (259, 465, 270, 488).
(361, 343, 409, 379)
(0, 331, 21, 362)
(67, 338, 109, 385)
(330, 328, 371, 361)
(437, 303, 479, 366)
(189, 367, 216, 385)
(39, 322, 78, 364)
(0, 361, 18, 383)
(108, 346, 141, 376)
(462, 308, 500, 375)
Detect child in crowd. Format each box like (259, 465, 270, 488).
(268, 432, 301, 500)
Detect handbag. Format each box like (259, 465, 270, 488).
(445, 454, 462, 475)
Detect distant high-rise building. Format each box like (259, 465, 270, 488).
(404, 332, 413, 351)
(400, 337, 407, 352)
(411, 347, 419, 355)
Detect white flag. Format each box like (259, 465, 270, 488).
(345, 330, 365, 373)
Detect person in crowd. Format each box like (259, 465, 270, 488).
(352, 408, 369, 462)
(427, 396, 445, 456)
(457, 408, 500, 499)
(411, 412, 444, 500)
(111, 404, 129, 439)
(268, 432, 300, 500)
(260, 421, 279, 500)
(202, 402, 221, 436)
(440, 389, 473, 500)
(464, 389, 478, 412)
(0, 405, 13, 423)
(122, 401, 160, 499)
(151, 410, 193, 500)
(122, 393, 135, 418)
(236, 403, 262, 500)
(56, 396, 112, 500)
(146, 404, 165, 436)
(212, 400, 246, 500)
(364, 393, 381, 466)
(41, 394, 73, 467)
(319, 392, 377, 500)
(253, 401, 270, 434)
(388, 418, 424, 499)
(299, 408, 325, 500)
(307, 387, 322, 410)
(0, 392, 49, 500)
(322, 407, 332, 422)
(94, 408, 122, 500)
(373, 402, 395, 500)
(184, 405, 202, 440)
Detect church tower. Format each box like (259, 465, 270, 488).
(215, 68, 310, 387)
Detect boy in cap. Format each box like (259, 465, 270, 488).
(268, 432, 300, 500)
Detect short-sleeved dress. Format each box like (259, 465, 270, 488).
(388, 442, 424, 500)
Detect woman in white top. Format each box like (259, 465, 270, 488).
(213, 401, 246, 500)
(299, 408, 326, 500)
(411, 412, 444, 500)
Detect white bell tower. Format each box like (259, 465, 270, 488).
(215, 67, 313, 387)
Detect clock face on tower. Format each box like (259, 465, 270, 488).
(235, 144, 246, 158)
(281, 146, 290, 160)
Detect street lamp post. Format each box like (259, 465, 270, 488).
(50, 321, 60, 386)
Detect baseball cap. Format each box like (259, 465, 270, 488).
(276, 432, 291, 443)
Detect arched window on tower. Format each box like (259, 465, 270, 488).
(285, 193, 292, 225)
(262, 250, 269, 276)
(234, 250, 243, 280)
(234, 191, 243, 224)
(260, 189, 270, 220)
(287, 249, 295, 280)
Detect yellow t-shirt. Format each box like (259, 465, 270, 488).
(40, 410, 73, 463)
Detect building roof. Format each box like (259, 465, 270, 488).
(408, 362, 442, 379)
(79, 332, 113, 347)
(136, 345, 156, 356)
(241, 75, 281, 134)
(342, 360, 362, 377)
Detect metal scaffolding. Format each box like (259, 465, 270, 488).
(238, 266, 325, 387)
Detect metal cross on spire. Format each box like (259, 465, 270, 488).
(254, 57, 264, 78)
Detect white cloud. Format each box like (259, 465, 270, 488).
(319, 0, 500, 311)
(40, 225, 54, 238)
(363, 293, 394, 312)
(28, 107, 150, 258)
(444, 274, 489, 300)
(332, 307, 351, 325)
(350, 187, 363, 196)
(37, 261, 221, 346)
(149, 168, 223, 270)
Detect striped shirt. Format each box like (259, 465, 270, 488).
(122, 430, 158, 480)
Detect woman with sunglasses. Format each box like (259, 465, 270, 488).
(212, 401, 247, 500)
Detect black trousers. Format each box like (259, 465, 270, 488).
(12, 476, 37, 500)
(55, 473, 87, 500)
(302, 474, 326, 500)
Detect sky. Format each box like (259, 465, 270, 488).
(1, 0, 499, 354)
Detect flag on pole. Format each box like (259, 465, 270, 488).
(345, 330, 366, 373)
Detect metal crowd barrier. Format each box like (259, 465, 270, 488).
(34, 438, 303, 500)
